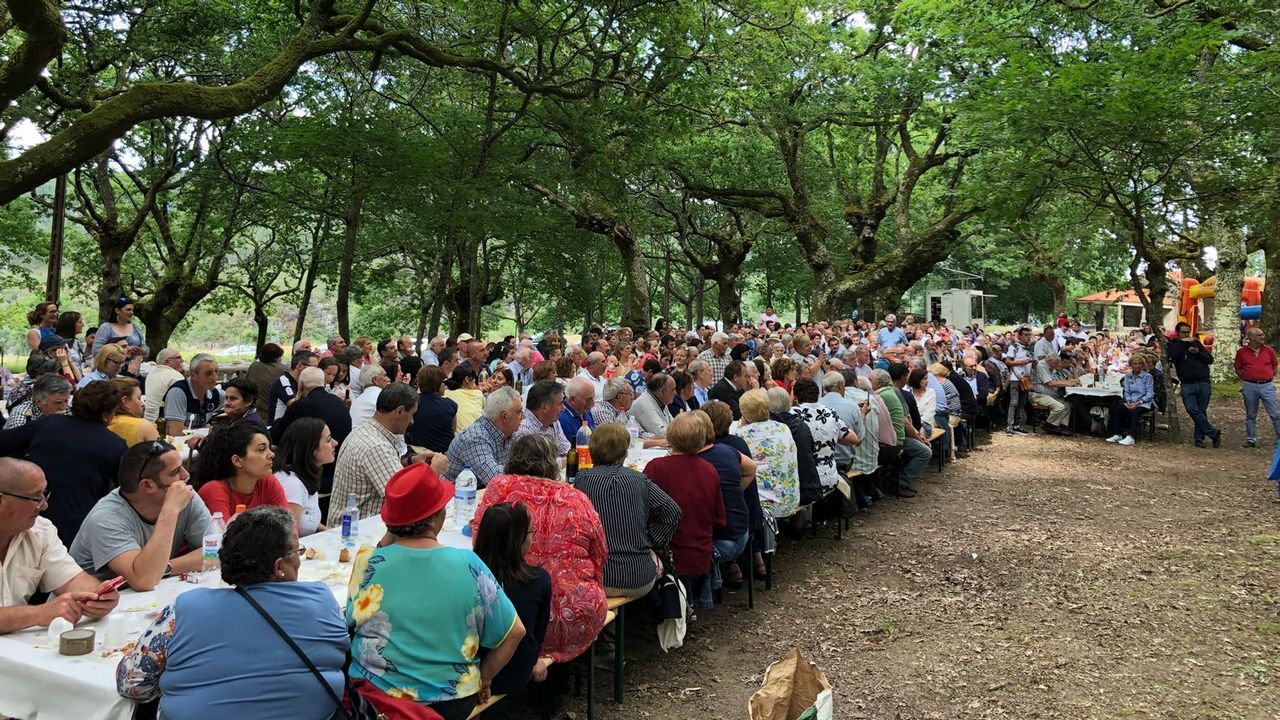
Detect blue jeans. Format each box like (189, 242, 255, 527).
(901, 437, 932, 488)
(1180, 380, 1217, 442)
(700, 531, 749, 609)
(1242, 381, 1280, 443)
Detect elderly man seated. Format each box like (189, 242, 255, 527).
(631, 372, 676, 439)
(0, 458, 120, 633)
(2, 374, 72, 430)
(445, 386, 523, 487)
(558, 376, 597, 440)
(592, 377, 634, 426)
(1030, 353, 1078, 436)
(514, 380, 571, 454)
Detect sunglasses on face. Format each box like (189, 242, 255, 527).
(137, 439, 175, 486)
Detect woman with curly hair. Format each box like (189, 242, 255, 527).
(190, 421, 288, 519)
(117, 506, 347, 719)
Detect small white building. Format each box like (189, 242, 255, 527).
(926, 288, 994, 328)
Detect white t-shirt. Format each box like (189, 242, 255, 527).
(276, 470, 323, 537)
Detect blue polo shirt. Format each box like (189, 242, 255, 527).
(877, 327, 908, 349)
(558, 401, 596, 441)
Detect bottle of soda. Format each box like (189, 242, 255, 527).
(231, 504, 247, 522)
(576, 425, 593, 470)
(341, 492, 360, 547)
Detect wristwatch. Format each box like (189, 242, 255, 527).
(163, 563, 173, 578)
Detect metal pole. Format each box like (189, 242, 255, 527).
(45, 174, 67, 303)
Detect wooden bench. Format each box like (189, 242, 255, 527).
(468, 607, 618, 720)
(929, 426, 946, 473)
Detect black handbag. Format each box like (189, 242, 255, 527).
(235, 586, 380, 720)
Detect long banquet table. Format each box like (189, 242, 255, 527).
(0, 443, 675, 717)
(0, 508, 472, 720)
(0, 445, 674, 720)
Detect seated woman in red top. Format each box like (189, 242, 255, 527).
(471, 434, 606, 664)
(191, 421, 288, 518)
(642, 412, 725, 605)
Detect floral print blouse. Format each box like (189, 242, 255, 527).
(791, 402, 850, 489)
(736, 419, 800, 518)
(346, 544, 518, 704)
(471, 474, 607, 663)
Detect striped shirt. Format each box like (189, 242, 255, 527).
(328, 419, 403, 526)
(573, 465, 682, 589)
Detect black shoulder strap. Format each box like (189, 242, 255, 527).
(235, 586, 350, 720)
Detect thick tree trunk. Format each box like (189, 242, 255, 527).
(336, 189, 364, 342)
(1042, 274, 1067, 317)
(254, 307, 269, 351)
(97, 237, 129, 325)
(715, 275, 741, 328)
(617, 235, 651, 333)
(1210, 220, 1246, 384)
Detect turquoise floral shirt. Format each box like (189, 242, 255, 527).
(346, 544, 517, 703)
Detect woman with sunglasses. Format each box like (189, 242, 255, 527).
(77, 345, 133, 390)
(190, 421, 288, 520)
(117, 506, 347, 719)
(92, 296, 149, 359)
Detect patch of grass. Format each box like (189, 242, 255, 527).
(1247, 534, 1280, 546)
(1258, 623, 1280, 635)
(877, 618, 898, 635)
(1212, 380, 1244, 402)
(1114, 708, 1138, 717)
(1231, 664, 1270, 684)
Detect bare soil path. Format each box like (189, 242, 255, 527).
(552, 402, 1280, 720)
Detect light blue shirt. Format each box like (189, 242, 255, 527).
(877, 327, 908, 349)
(1122, 370, 1154, 407)
(693, 384, 710, 407)
(147, 582, 347, 720)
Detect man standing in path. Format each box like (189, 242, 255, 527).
(1167, 321, 1220, 448)
(1234, 327, 1280, 448)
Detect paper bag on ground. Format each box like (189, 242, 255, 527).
(748, 648, 834, 720)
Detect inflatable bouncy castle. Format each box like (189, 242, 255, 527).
(1176, 275, 1264, 347)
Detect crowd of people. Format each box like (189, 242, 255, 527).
(2, 297, 1278, 720)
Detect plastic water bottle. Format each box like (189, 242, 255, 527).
(201, 511, 226, 580)
(454, 466, 477, 536)
(341, 492, 360, 547)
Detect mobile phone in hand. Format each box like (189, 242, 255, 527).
(95, 576, 126, 598)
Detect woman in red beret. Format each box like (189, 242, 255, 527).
(347, 463, 526, 720)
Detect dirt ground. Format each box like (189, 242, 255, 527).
(544, 400, 1280, 720)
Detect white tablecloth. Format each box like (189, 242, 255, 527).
(1066, 386, 1123, 398)
(0, 504, 474, 720)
